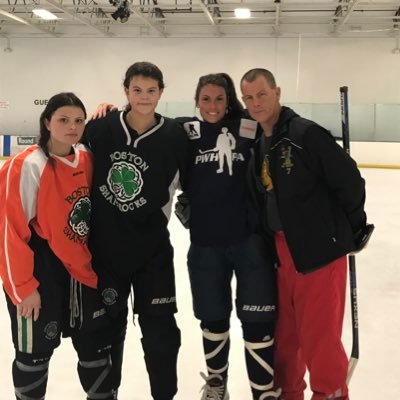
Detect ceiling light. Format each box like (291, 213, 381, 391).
(32, 9, 58, 20)
(234, 8, 251, 19)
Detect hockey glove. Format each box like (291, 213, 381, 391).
(351, 223, 375, 255)
(174, 192, 190, 229)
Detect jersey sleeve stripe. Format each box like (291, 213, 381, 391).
(3, 147, 45, 303)
(161, 170, 180, 221)
(19, 149, 46, 222)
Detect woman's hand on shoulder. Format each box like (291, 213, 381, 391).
(17, 289, 41, 321)
(90, 103, 118, 120)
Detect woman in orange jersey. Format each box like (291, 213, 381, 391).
(0, 93, 116, 400)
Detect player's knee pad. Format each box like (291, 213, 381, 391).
(78, 355, 115, 400)
(242, 320, 274, 342)
(13, 351, 52, 400)
(139, 314, 181, 353)
(200, 319, 230, 333)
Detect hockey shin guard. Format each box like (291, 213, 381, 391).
(110, 339, 125, 399)
(201, 319, 230, 380)
(243, 321, 281, 400)
(139, 314, 181, 400)
(13, 351, 51, 400)
(78, 356, 115, 400)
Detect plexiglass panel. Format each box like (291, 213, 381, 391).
(1, 102, 399, 142)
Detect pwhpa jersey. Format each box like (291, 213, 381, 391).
(0, 144, 96, 305)
(177, 116, 259, 246)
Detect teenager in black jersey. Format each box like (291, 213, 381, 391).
(92, 73, 279, 400)
(84, 62, 188, 400)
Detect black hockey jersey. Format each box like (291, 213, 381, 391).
(84, 111, 188, 273)
(177, 116, 259, 246)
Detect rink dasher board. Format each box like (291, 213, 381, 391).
(0, 135, 37, 157)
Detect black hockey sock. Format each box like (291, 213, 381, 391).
(13, 352, 51, 400)
(139, 314, 181, 400)
(78, 355, 115, 400)
(201, 319, 230, 380)
(242, 321, 279, 400)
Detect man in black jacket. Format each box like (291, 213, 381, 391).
(240, 68, 371, 400)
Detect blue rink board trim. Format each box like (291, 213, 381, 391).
(3, 135, 11, 156)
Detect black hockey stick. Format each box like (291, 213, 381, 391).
(340, 86, 359, 384)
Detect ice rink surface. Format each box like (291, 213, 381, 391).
(0, 165, 399, 399)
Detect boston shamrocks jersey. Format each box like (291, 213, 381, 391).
(0, 144, 96, 305)
(177, 116, 258, 246)
(84, 111, 188, 273)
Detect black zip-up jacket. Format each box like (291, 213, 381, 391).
(248, 106, 367, 273)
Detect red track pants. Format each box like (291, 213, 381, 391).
(274, 232, 349, 400)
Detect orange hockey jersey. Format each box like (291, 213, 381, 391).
(0, 144, 97, 305)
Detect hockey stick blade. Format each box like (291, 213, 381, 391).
(347, 357, 358, 385)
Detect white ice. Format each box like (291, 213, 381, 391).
(0, 166, 399, 399)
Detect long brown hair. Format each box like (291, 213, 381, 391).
(39, 92, 86, 160)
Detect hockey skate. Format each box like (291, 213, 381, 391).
(200, 372, 229, 400)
